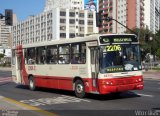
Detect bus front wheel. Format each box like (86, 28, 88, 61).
(29, 76, 36, 91)
(75, 80, 85, 98)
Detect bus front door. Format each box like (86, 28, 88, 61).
(90, 47, 99, 92)
(15, 55, 22, 84)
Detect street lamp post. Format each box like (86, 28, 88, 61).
(149, 36, 153, 70)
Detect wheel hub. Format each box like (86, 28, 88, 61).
(76, 84, 83, 93)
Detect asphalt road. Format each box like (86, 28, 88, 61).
(0, 70, 160, 116)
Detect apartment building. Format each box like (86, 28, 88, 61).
(144, 0, 160, 33)
(0, 18, 11, 47)
(44, 0, 84, 12)
(99, 0, 145, 34)
(12, 8, 97, 47)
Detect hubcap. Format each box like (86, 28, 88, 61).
(76, 84, 83, 93)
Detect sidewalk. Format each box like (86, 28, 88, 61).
(0, 96, 57, 116)
(0, 67, 11, 71)
(143, 70, 160, 80)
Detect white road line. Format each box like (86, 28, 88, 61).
(137, 93, 153, 97)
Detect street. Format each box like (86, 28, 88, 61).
(0, 69, 160, 116)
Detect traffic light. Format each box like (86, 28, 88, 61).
(106, 17, 112, 22)
(145, 34, 149, 42)
(96, 11, 102, 27)
(5, 9, 13, 26)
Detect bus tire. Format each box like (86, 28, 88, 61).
(75, 79, 85, 98)
(29, 76, 36, 91)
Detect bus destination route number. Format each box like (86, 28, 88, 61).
(105, 45, 122, 52)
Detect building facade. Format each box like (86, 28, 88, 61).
(0, 18, 11, 47)
(44, 0, 84, 12)
(12, 8, 97, 47)
(99, 0, 145, 34)
(144, 0, 160, 33)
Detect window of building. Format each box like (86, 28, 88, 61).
(69, 33, 75, 38)
(69, 12, 75, 17)
(60, 33, 66, 38)
(88, 27, 93, 32)
(88, 20, 93, 25)
(79, 20, 84, 24)
(69, 19, 75, 24)
(79, 27, 84, 31)
(60, 11, 66, 16)
(88, 14, 93, 18)
(60, 19, 66, 23)
(60, 26, 66, 31)
(79, 13, 84, 17)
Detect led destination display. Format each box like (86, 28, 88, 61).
(99, 35, 138, 44)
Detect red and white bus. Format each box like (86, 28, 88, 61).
(12, 34, 144, 98)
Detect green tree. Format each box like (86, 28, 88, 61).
(0, 53, 4, 59)
(126, 28, 154, 61)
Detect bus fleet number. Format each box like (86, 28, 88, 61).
(106, 45, 121, 52)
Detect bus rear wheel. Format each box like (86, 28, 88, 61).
(75, 80, 85, 98)
(29, 76, 36, 91)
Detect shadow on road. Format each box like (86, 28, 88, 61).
(15, 85, 141, 101)
(0, 82, 12, 86)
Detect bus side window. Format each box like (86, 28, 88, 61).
(71, 43, 86, 64)
(27, 48, 36, 65)
(58, 44, 70, 64)
(36, 47, 46, 64)
(46, 46, 57, 64)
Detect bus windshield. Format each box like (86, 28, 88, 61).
(100, 44, 141, 73)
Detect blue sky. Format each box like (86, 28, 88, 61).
(0, 0, 45, 21)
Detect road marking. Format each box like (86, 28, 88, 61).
(20, 95, 90, 106)
(1, 96, 57, 116)
(136, 93, 153, 97)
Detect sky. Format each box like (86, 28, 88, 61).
(0, 0, 45, 21)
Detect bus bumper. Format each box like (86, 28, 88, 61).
(98, 77, 144, 94)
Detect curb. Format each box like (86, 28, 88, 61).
(0, 67, 11, 71)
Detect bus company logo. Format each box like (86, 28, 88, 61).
(103, 38, 109, 43)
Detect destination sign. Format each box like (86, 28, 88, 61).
(99, 35, 138, 44)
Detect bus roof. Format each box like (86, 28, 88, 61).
(13, 34, 137, 49)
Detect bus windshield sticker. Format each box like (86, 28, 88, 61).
(105, 45, 122, 52)
(106, 66, 124, 73)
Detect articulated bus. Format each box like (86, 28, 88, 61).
(12, 34, 144, 98)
